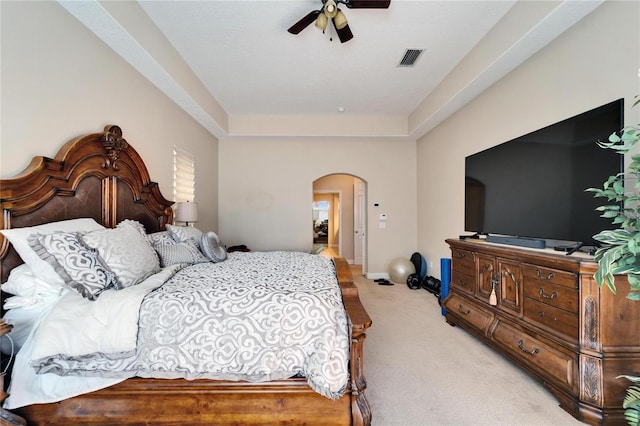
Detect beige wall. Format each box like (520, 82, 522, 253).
(219, 137, 417, 275)
(417, 0, 640, 277)
(0, 1, 219, 232)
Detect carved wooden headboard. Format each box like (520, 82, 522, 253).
(0, 125, 174, 283)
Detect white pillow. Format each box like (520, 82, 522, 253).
(1, 264, 68, 354)
(0, 218, 105, 285)
(117, 219, 146, 235)
(1, 264, 66, 302)
(81, 224, 160, 289)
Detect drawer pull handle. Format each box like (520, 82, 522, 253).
(518, 340, 539, 355)
(456, 252, 466, 259)
(457, 279, 468, 287)
(536, 269, 555, 280)
(539, 288, 558, 299)
(458, 304, 471, 315)
(538, 311, 545, 317)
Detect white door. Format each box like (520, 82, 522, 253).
(354, 180, 366, 271)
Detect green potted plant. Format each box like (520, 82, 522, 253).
(587, 95, 640, 301)
(587, 95, 640, 425)
(618, 375, 640, 426)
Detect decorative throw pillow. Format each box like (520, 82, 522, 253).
(81, 226, 160, 289)
(200, 231, 227, 263)
(166, 224, 203, 249)
(28, 232, 117, 300)
(117, 219, 146, 235)
(154, 240, 209, 267)
(147, 231, 175, 248)
(0, 218, 105, 287)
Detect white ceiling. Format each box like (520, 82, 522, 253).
(139, 0, 514, 117)
(59, 0, 605, 140)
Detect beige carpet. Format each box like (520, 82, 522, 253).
(351, 266, 584, 426)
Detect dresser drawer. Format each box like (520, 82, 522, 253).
(523, 297, 578, 342)
(451, 270, 475, 295)
(444, 293, 493, 334)
(522, 264, 578, 289)
(492, 320, 577, 392)
(523, 279, 579, 314)
(451, 248, 475, 276)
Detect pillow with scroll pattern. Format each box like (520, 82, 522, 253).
(147, 231, 175, 248)
(28, 232, 117, 300)
(81, 222, 160, 289)
(166, 224, 203, 249)
(0, 218, 105, 287)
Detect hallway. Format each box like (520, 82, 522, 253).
(315, 245, 339, 259)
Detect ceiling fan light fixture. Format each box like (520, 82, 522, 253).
(324, 0, 338, 18)
(333, 9, 348, 30)
(288, 0, 390, 41)
(315, 12, 328, 31)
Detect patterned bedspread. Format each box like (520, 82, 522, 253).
(32, 251, 350, 399)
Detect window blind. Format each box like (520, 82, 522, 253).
(173, 146, 195, 202)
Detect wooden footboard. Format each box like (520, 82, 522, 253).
(12, 258, 372, 426)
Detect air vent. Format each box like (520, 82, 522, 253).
(398, 49, 424, 67)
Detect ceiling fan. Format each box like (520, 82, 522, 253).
(287, 0, 391, 43)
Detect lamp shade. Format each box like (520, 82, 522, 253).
(315, 12, 328, 31)
(175, 201, 198, 224)
(333, 9, 348, 30)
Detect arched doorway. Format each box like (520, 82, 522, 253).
(312, 174, 367, 273)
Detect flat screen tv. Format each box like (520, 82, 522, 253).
(464, 98, 624, 250)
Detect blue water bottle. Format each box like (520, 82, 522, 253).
(440, 258, 451, 316)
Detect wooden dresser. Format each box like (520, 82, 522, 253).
(443, 238, 640, 425)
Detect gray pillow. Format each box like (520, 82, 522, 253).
(28, 232, 117, 300)
(200, 231, 227, 263)
(166, 224, 203, 249)
(155, 240, 209, 267)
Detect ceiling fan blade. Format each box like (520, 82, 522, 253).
(287, 10, 321, 34)
(335, 22, 354, 43)
(345, 0, 391, 9)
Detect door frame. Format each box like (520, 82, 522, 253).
(313, 190, 342, 258)
(353, 179, 367, 273)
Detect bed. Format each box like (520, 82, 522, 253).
(0, 125, 372, 425)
